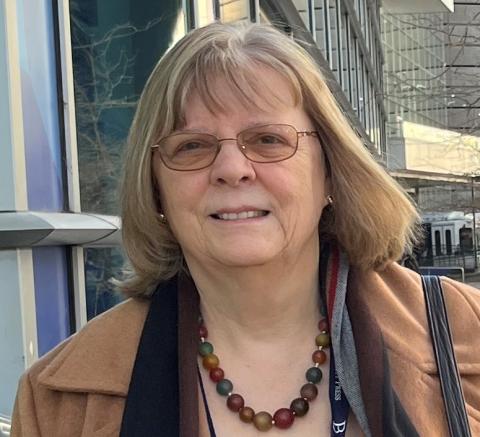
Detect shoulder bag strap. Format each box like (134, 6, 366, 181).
(421, 275, 472, 437)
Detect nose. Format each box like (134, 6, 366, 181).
(209, 139, 256, 187)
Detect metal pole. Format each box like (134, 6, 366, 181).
(472, 177, 478, 270)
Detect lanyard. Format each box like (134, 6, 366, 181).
(328, 335, 350, 436)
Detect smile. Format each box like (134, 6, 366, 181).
(211, 210, 269, 220)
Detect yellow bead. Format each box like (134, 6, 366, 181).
(315, 332, 330, 347)
(202, 353, 219, 370)
(253, 411, 273, 431)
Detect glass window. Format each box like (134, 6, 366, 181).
(349, 29, 358, 113)
(328, 1, 339, 80)
(195, 0, 215, 26)
(219, 0, 250, 23)
(70, 0, 186, 216)
(446, 230, 452, 255)
(340, 11, 349, 97)
(357, 51, 364, 124)
(314, 0, 326, 57)
(85, 247, 125, 320)
(435, 230, 442, 256)
(293, 0, 311, 31)
(70, 0, 186, 315)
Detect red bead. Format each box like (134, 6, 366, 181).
(227, 394, 245, 412)
(318, 318, 329, 332)
(273, 408, 295, 429)
(312, 349, 327, 364)
(199, 325, 208, 338)
(209, 367, 224, 382)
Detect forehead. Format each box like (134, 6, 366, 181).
(176, 67, 303, 129)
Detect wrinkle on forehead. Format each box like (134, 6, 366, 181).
(175, 64, 303, 129)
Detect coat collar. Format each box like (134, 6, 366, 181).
(36, 296, 151, 396)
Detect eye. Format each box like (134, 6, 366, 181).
(248, 133, 288, 146)
(173, 139, 213, 155)
(258, 134, 284, 144)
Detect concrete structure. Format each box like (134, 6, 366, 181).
(445, 1, 480, 135)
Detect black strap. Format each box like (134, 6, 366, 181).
(421, 275, 472, 437)
(198, 365, 217, 437)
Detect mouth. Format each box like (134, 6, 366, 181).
(210, 210, 270, 221)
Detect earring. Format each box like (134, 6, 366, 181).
(159, 212, 167, 222)
(326, 195, 334, 205)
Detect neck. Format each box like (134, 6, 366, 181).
(185, 239, 322, 351)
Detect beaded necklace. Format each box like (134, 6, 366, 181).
(198, 316, 330, 432)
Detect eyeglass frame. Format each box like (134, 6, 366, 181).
(150, 123, 319, 171)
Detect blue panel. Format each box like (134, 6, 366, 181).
(18, 0, 64, 211)
(32, 247, 71, 356)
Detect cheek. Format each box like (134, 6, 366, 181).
(155, 168, 207, 223)
(292, 153, 328, 219)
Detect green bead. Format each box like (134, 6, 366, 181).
(216, 379, 233, 396)
(198, 341, 213, 357)
(306, 367, 323, 384)
(315, 332, 330, 347)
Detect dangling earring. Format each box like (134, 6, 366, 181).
(326, 195, 334, 206)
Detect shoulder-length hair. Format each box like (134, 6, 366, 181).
(119, 22, 420, 297)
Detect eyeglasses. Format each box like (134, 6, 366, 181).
(151, 123, 319, 171)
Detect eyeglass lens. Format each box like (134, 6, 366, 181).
(159, 124, 298, 170)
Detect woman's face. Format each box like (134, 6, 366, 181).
(152, 69, 330, 269)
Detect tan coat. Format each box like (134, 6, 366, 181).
(11, 264, 480, 436)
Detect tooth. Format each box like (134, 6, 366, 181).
(228, 213, 237, 220)
(247, 211, 254, 218)
(238, 212, 248, 219)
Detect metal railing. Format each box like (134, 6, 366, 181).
(418, 244, 478, 272)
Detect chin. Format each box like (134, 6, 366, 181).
(210, 242, 280, 268)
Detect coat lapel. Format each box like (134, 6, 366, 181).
(347, 268, 419, 437)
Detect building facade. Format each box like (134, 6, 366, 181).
(0, 0, 384, 423)
(381, 0, 480, 269)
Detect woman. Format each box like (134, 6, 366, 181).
(12, 22, 480, 436)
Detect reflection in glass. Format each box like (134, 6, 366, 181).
(70, 0, 185, 215)
(219, 0, 250, 23)
(328, 1, 338, 79)
(293, 0, 311, 31)
(85, 247, 125, 320)
(314, 0, 326, 56)
(195, 0, 215, 26)
(70, 0, 186, 317)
